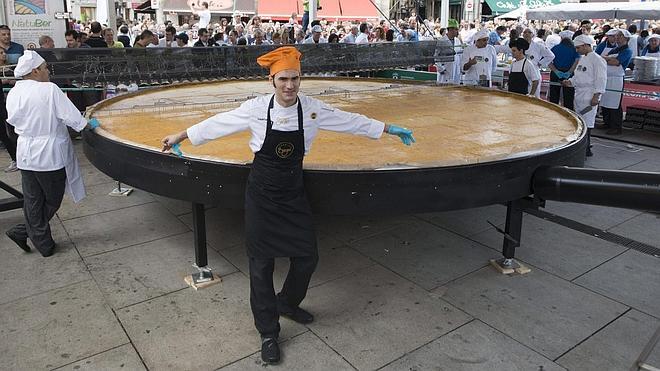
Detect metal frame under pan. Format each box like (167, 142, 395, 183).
(83, 78, 587, 280)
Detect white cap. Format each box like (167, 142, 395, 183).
(617, 29, 632, 38)
(13, 50, 45, 78)
(573, 34, 594, 47)
(649, 34, 660, 41)
(311, 25, 322, 33)
(605, 28, 618, 36)
(474, 29, 489, 41)
(559, 30, 573, 39)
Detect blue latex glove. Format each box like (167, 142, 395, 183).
(387, 124, 415, 146)
(88, 118, 100, 130)
(552, 70, 563, 79)
(171, 143, 183, 157)
(560, 71, 571, 79)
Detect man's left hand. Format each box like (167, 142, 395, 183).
(387, 125, 415, 146)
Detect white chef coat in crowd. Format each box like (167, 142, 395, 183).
(568, 51, 607, 128)
(525, 41, 554, 97)
(461, 44, 497, 86)
(6, 80, 87, 202)
(437, 36, 463, 84)
(509, 57, 541, 93)
(187, 94, 385, 155)
(303, 37, 327, 44)
(198, 9, 211, 29)
(355, 32, 369, 44)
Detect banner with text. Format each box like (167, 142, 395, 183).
(7, 0, 68, 48)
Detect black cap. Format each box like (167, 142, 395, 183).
(175, 33, 189, 43)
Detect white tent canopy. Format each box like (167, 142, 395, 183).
(495, 7, 527, 20)
(616, 2, 660, 20)
(526, 2, 660, 20)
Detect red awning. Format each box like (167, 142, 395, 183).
(335, 0, 379, 20)
(257, 0, 300, 19)
(257, 0, 379, 21)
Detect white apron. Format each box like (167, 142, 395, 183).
(600, 48, 625, 109)
(60, 135, 86, 203)
(575, 91, 598, 128)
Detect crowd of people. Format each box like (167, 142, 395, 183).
(1, 10, 659, 172)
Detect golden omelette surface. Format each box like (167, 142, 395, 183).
(88, 79, 582, 170)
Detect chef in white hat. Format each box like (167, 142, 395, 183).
(641, 34, 659, 58)
(522, 27, 555, 97)
(562, 35, 606, 157)
(4, 50, 97, 257)
(461, 29, 497, 87)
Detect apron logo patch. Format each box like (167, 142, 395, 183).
(275, 142, 294, 159)
(310, 112, 317, 119)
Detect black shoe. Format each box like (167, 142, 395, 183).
(586, 149, 593, 157)
(5, 231, 30, 252)
(595, 124, 610, 130)
(279, 306, 314, 324)
(261, 337, 280, 364)
(606, 128, 622, 135)
(40, 244, 55, 257)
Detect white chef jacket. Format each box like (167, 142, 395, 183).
(526, 40, 555, 68)
(187, 94, 385, 154)
(461, 44, 498, 86)
(355, 33, 369, 44)
(568, 51, 607, 128)
(436, 36, 463, 85)
(6, 80, 87, 202)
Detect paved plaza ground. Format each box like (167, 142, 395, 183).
(1, 136, 658, 370)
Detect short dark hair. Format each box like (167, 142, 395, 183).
(202, 2, 208, 8)
(139, 29, 154, 40)
(198, 28, 208, 36)
(90, 21, 102, 34)
(165, 26, 177, 35)
(0, 25, 9, 31)
(65, 29, 79, 39)
(359, 23, 368, 33)
(120, 25, 129, 33)
(237, 37, 247, 45)
(496, 26, 507, 32)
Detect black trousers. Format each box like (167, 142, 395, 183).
(8, 168, 66, 256)
(249, 255, 318, 338)
(0, 121, 16, 161)
(548, 69, 574, 110)
(601, 106, 623, 130)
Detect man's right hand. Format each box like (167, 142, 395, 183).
(162, 133, 184, 152)
(467, 57, 477, 66)
(561, 80, 573, 87)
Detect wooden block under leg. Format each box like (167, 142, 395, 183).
(514, 262, 531, 275)
(490, 259, 515, 275)
(184, 274, 222, 290)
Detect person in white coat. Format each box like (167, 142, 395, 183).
(522, 28, 555, 97)
(562, 35, 606, 157)
(5, 51, 96, 257)
(462, 29, 497, 87)
(436, 18, 462, 85)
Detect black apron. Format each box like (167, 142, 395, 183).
(244, 95, 317, 258)
(508, 58, 530, 95)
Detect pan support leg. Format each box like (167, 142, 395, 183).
(490, 198, 531, 274)
(191, 202, 213, 283)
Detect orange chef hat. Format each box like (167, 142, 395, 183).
(256, 46, 302, 77)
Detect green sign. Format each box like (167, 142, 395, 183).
(485, 0, 559, 15)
